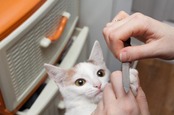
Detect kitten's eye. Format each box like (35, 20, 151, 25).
(75, 79, 86, 86)
(97, 69, 105, 77)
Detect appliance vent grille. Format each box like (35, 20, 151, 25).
(6, 0, 67, 98)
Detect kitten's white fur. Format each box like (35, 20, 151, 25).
(44, 41, 139, 115)
(130, 68, 139, 96)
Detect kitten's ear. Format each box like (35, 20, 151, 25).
(89, 40, 104, 64)
(44, 64, 66, 85)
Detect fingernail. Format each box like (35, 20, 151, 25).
(120, 52, 127, 62)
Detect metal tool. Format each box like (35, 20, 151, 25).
(122, 38, 131, 93)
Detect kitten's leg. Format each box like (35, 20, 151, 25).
(129, 68, 139, 96)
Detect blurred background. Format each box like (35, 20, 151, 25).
(78, 0, 174, 115)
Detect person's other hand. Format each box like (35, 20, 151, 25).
(92, 71, 150, 115)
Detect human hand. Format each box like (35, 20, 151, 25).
(92, 71, 150, 115)
(103, 11, 174, 62)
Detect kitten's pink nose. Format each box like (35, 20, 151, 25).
(94, 83, 102, 89)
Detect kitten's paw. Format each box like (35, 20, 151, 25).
(58, 100, 65, 109)
(129, 68, 139, 96)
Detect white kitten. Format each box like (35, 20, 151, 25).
(44, 41, 139, 115)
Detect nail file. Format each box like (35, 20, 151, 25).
(122, 38, 131, 93)
(122, 62, 130, 93)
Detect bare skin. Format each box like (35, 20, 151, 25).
(92, 71, 150, 115)
(103, 11, 174, 62)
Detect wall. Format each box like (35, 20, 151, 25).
(132, 0, 174, 21)
(78, 0, 132, 72)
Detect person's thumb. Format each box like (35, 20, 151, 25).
(119, 43, 157, 62)
(136, 87, 150, 115)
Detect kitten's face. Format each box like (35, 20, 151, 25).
(44, 40, 110, 103)
(60, 61, 110, 102)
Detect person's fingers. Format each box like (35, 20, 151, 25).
(103, 11, 132, 51)
(103, 13, 145, 59)
(110, 13, 149, 42)
(97, 100, 104, 110)
(120, 41, 160, 62)
(136, 87, 150, 115)
(103, 83, 117, 106)
(103, 12, 131, 39)
(104, 13, 154, 61)
(112, 11, 129, 22)
(106, 22, 113, 27)
(105, 11, 129, 28)
(110, 71, 126, 98)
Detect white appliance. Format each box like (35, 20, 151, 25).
(0, 0, 88, 114)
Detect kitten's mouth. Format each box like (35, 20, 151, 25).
(95, 90, 103, 96)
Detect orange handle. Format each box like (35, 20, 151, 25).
(48, 16, 68, 41)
